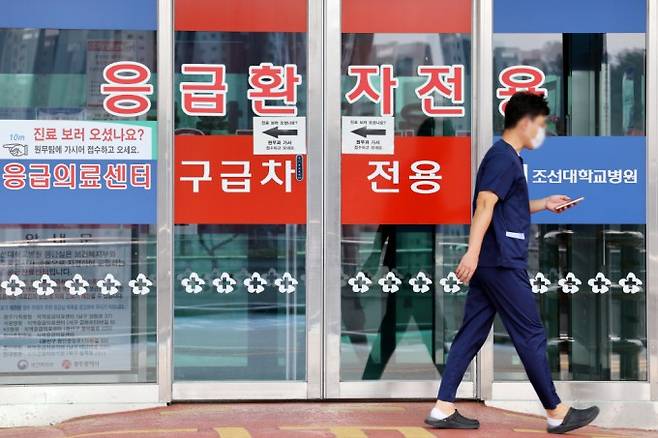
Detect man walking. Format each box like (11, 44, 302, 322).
(425, 92, 599, 434)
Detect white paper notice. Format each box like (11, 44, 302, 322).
(0, 120, 154, 161)
(342, 116, 394, 154)
(0, 227, 133, 373)
(253, 117, 306, 155)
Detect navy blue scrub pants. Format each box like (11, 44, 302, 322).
(437, 266, 561, 409)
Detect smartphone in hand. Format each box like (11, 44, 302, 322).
(556, 196, 584, 211)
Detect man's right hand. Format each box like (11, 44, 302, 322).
(455, 250, 478, 284)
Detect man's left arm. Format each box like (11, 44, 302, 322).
(530, 195, 572, 214)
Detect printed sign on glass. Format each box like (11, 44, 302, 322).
(342, 136, 471, 224)
(522, 136, 645, 224)
(342, 117, 394, 155)
(0, 120, 157, 224)
(253, 117, 306, 155)
(174, 60, 306, 224)
(176, 135, 306, 224)
(342, 62, 471, 224)
(0, 227, 133, 373)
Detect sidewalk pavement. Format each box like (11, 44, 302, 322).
(0, 401, 656, 438)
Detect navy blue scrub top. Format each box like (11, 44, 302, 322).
(474, 139, 530, 269)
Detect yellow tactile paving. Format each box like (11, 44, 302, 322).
(66, 429, 198, 438)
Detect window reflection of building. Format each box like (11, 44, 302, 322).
(0, 28, 158, 385)
(172, 31, 308, 382)
(174, 32, 307, 135)
(492, 32, 647, 382)
(340, 224, 470, 381)
(0, 29, 156, 121)
(339, 32, 472, 381)
(493, 33, 644, 136)
(341, 33, 471, 136)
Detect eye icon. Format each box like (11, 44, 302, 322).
(3, 143, 28, 157)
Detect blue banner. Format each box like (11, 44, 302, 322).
(494, 0, 646, 34)
(519, 136, 645, 224)
(0, 160, 157, 224)
(0, 120, 157, 224)
(0, 0, 157, 31)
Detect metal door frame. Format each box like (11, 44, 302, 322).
(1, 0, 654, 413)
(320, 0, 658, 403)
(165, 0, 658, 404)
(479, 0, 658, 406)
(321, 0, 480, 399)
(168, 0, 324, 401)
(13, 0, 650, 408)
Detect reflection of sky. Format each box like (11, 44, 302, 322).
(494, 33, 645, 63)
(606, 33, 645, 62)
(494, 33, 561, 51)
(370, 33, 468, 66)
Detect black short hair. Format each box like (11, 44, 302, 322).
(504, 91, 550, 130)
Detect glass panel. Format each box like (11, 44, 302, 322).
(341, 224, 470, 380)
(492, 30, 647, 381)
(0, 28, 157, 384)
(493, 33, 645, 136)
(495, 224, 647, 381)
(173, 27, 308, 380)
(339, 3, 473, 381)
(493, 34, 564, 135)
(342, 33, 472, 136)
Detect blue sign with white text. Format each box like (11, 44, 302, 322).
(519, 136, 645, 224)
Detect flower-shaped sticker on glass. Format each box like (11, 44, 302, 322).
(244, 272, 267, 294)
(2, 274, 25, 297)
(558, 272, 581, 294)
(378, 271, 402, 293)
(619, 272, 642, 294)
(181, 272, 205, 294)
(97, 273, 121, 296)
(33, 274, 56, 296)
(587, 272, 611, 294)
(129, 273, 152, 295)
(409, 271, 432, 293)
(274, 272, 298, 294)
(439, 272, 462, 294)
(530, 272, 551, 294)
(65, 274, 89, 296)
(348, 271, 371, 294)
(212, 272, 237, 294)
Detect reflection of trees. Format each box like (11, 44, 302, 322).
(495, 41, 562, 75)
(492, 39, 563, 134)
(610, 50, 644, 135)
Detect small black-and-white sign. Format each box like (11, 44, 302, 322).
(253, 117, 306, 155)
(342, 116, 394, 154)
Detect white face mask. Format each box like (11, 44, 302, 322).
(530, 126, 546, 149)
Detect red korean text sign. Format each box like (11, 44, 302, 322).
(175, 135, 306, 224)
(342, 136, 471, 224)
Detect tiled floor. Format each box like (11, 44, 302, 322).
(0, 401, 656, 437)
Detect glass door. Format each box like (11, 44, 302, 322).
(324, 0, 478, 398)
(171, 0, 322, 399)
(0, 1, 159, 386)
(490, 0, 651, 405)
